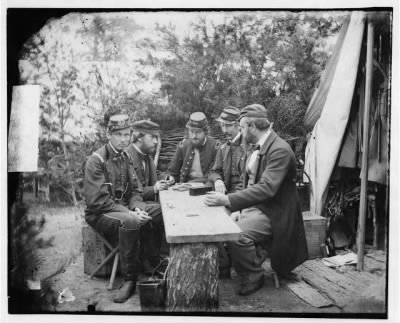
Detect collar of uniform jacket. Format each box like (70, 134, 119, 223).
(258, 129, 278, 156)
(256, 128, 271, 148)
(108, 142, 127, 161)
(246, 128, 272, 172)
(131, 143, 148, 159)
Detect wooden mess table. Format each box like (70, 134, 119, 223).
(159, 187, 241, 312)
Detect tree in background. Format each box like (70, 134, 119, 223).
(21, 24, 82, 205)
(77, 13, 156, 140)
(20, 13, 151, 203)
(155, 12, 344, 138)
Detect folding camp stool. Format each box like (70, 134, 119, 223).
(255, 243, 280, 288)
(82, 225, 120, 290)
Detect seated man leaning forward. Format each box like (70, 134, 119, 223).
(83, 114, 151, 303)
(209, 106, 246, 194)
(204, 104, 308, 296)
(126, 120, 168, 274)
(166, 111, 219, 183)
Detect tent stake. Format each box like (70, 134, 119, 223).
(357, 21, 374, 271)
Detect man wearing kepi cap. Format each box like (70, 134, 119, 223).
(84, 114, 151, 303)
(126, 120, 168, 275)
(167, 112, 219, 183)
(209, 106, 246, 194)
(205, 104, 308, 296)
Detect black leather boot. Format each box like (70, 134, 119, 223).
(114, 281, 136, 303)
(144, 204, 164, 268)
(113, 227, 140, 303)
(139, 224, 156, 274)
(227, 238, 265, 295)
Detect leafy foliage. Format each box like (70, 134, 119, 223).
(155, 13, 344, 128)
(9, 204, 54, 312)
(18, 12, 345, 203)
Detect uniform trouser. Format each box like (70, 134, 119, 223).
(216, 186, 242, 270)
(139, 202, 168, 267)
(87, 211, 141, 281)
(218, 243, 231, 269)
(227, 207, 272, 280)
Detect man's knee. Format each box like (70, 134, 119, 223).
(110, 212, 140, 230)
(144, 203, 161, 214)
(228, 234, 254, 249)
(144, 204, 163, 224)
(121, 217, 140, 230)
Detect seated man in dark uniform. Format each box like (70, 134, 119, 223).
(209, 106, 246, 195)
(205, 104, 308, 295)
(83, 114, 150, 303)
(208, 106, 247, 278)
(126, 120, 168, 274)
(166, 112, 219, 184)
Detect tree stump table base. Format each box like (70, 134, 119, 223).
(166, 243, 219, 312)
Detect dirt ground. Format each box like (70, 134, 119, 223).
(20, 197, 386, 316)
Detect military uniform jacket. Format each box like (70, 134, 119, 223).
(126, 144, 158, 201)
(83, 144, 146, 224)
(208, 134, 246, 192)
(167, 136, 219, 183)
(228, 130, 308, 276)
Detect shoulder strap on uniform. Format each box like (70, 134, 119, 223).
(92, 145, 109, 163)
(93, 152, 104, 164)
(91, 146, 110, 183)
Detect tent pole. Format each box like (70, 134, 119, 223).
(357, 21, 374, 271)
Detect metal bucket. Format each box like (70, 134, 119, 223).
(138, 279, 166, 312)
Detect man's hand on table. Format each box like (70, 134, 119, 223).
(165, 175, 175, 186)
(230, 211, 240, 222)
(203, 191, 231, 207)
(154, 180, 169, 193)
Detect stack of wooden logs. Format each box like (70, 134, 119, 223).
(158, 128, 185, 168)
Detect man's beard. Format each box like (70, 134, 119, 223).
(143, 146, 156, 155)
(192, 140, 202, 148)
(245, 132, 256, 145)
(224, 132, 233, 140)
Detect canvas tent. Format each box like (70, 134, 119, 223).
(303, 10, 391, 266)
(304, 10, 390, 218)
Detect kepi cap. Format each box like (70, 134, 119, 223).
(216, 106, 240, 123)
(107, 114, 131, 132)
(132, 120, 160, 135)
(239, 104, 269, 120)
(186, 112, 208, 130)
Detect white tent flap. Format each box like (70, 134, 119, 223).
(305, 11, 366, 217)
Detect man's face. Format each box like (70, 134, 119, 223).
(107, 127, 131, 151)
(188, 127, 206, 147)
(139, 133, 158, 154)
(240, 118, 257, 145)
(220, 121, 240, 140)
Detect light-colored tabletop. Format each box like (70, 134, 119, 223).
(159, 189, 241, 244)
